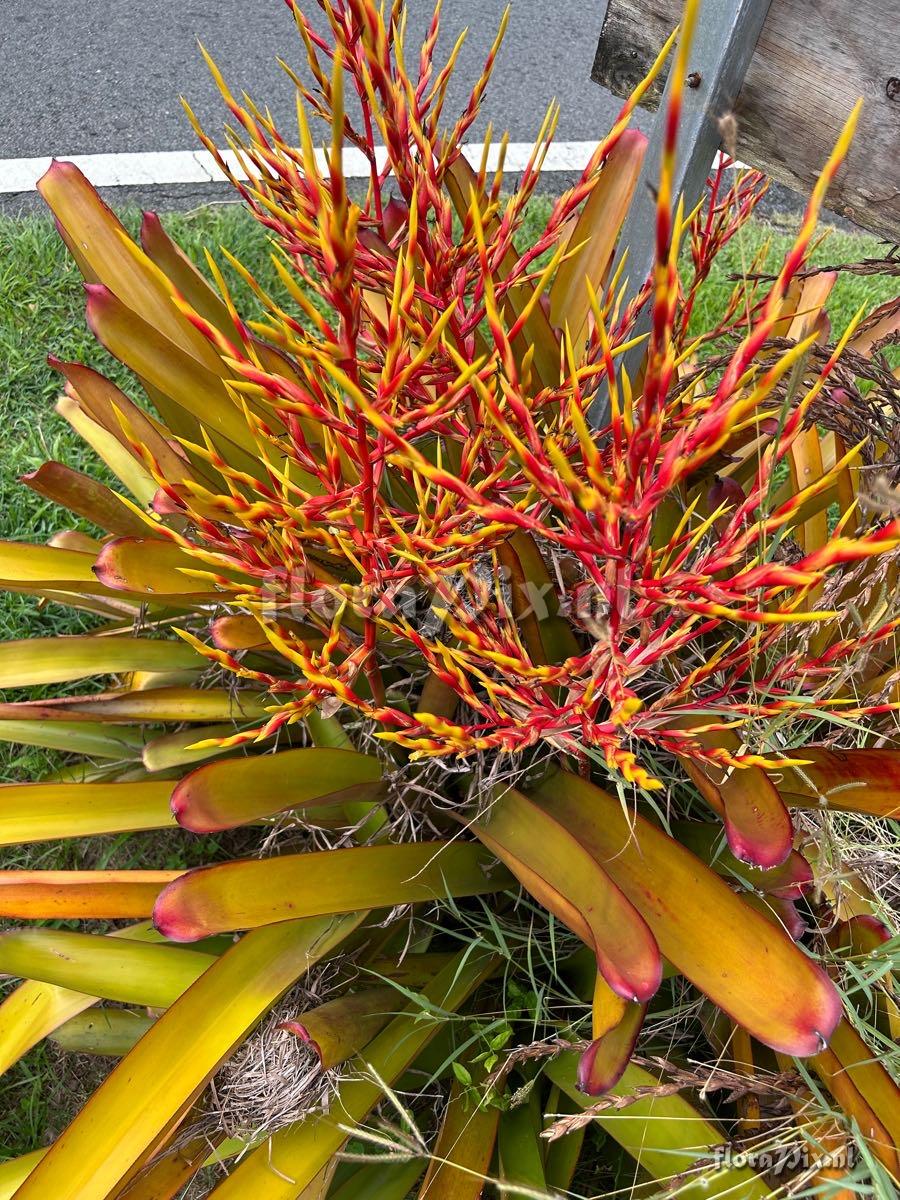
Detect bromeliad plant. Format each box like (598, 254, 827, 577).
(1, 0, 900, 1196)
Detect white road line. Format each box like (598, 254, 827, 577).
(0, 142, 741, 195)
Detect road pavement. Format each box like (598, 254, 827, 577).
(0, 1, 820, 224)
(1, 1, 630, 157)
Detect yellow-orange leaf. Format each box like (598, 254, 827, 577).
(472, 788, 661, 1002)
(171, 745, 383, 832)
(0, 870, 180, 919)
(0, 780, 176, 844)
(154, 843, 512, 941)
(529, 769, 841, 1056)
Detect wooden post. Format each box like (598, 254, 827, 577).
(592, 0, 900, 242)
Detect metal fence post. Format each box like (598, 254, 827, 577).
(588, 0, 773, 428)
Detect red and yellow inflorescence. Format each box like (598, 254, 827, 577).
(7, 3, 900, 1181)
(77, 0, 899, 792)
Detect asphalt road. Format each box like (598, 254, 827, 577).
(1, 1, 631, 159)
(1, 1, 818, 225)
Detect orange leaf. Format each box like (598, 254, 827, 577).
(529, 769, 841, 1056)
(0, 871, 181, 919)
(472, 788, 661, 1002)
(171, 746, 383, 833)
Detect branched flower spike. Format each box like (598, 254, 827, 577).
(164, 5, 892, 795)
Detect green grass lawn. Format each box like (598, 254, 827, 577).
(0, 197, 896, 1161)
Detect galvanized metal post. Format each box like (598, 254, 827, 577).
(588, 0, 773, 428)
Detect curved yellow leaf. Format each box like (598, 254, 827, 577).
(0, 636, 201, 688)
(171, 746, 383, 832)
(0, 780, 176, 844)
(56, 394, 159, 506)
(0, 924, 160, 1077)
(13, 913, 365, 1200)
(0, 928, 216, 1007)
(0, 1151, 46, 1200)
(0, 540, 98, 589)
(0, 686, 268, 725)
(529, 770, 841, 1056)
(0, 719, 147, 760)
(50, 1009, 155, 1057)
(154, 842, 511, 940)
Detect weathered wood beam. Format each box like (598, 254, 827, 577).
(592, 0, 900, 242)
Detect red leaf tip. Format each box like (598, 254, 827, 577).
(152, 876, 208, 943)
(617, 127, 649, 153)
(278, 1021, 325, 1066)
(724, 820, 793, 870)
(36, 158, 80, 195)
(170, 771, 218, 835)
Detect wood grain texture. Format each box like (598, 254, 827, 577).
(592, 0, 900, 239)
